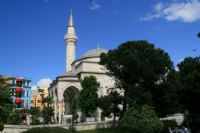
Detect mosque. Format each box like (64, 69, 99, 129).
(48, 11, 115, 124)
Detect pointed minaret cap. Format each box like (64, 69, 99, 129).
(68, 9, 74, 27)
(64, 9, 77, 41)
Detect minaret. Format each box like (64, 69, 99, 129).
(64, 10, 78, 72)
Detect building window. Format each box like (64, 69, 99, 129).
(10, 88, 15, 96)
(37, 100, 41, 103)
(16, 81, 22, 87)
(31, 100, 34, 103)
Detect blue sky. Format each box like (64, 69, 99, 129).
(0, 0, 200, 86)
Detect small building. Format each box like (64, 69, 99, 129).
(1, 75, 32, 112)
(31, 87, 52, 108)
(9, 77, 32, 111)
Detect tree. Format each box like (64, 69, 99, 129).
(100, 40, 176, 117)
(99, 89, 123, 126)
(78, 76, 100, 117)
(151, 70, 181, 117)
(70, 97, 79, 132)
(0, 76, 13, 127)
(119, 105, 163, 133)
(8, 110, 23, 125)
(42, 96, 53, 107)
(41, 96, 54, 124)
(71, 96, 79, 122)
(29, 107, 42, 125)
(42, 106, 54, 124)
(178, 56, 200, 132)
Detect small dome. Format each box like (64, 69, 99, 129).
(81, 48, 108, 58)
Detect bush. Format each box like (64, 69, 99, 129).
(0, 124, 4, 132)
(23, 127, 69, 133)
(30, 116, 40, 125)
(119, 105, 163, 133)
(162, 120, 177, 132)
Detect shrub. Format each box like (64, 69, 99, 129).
(30, 116, 40, 125)
(0, 123, 4, 132)
(162, 120, 177, 132)
(119, 105, 163, 133)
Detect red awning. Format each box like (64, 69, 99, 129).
(15, 98, 23, 103)
(16, 78, 23, 82)
(15, 87, 23, 92)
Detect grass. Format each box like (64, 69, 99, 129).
(78, 128, 131, 133)
(23, 127, 131, 133)
(23, 127, 68, 133)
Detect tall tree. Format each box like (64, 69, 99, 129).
(151, 70, 181, 117)
(42, 96, 54, 124)
(0, 76, 13, 125)
(42, 106, 54, 124)
(100, 40, 176, 117)
(79, 76, 100, 117)
(29, 107, 42, 125)
(70, 96, 79, 132)
(42, 96, 53, 107)
(178, 56, 200, 132)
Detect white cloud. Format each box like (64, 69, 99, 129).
(31, 85, 38, 90)
(37, 78, 52, 89)
(90, 0, 101, 10)
(142, 0, 200, 23)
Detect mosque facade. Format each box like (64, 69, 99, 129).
(48, 12, 115, 124)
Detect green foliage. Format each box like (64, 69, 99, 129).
(71, 97, 78, 116)
(162, 120, 177, 133)
(29, 107, 41, 117)
(69, 125, 77, 133)
(100, 40, 177, 117)
(70, 97, 78, 132)
(0, 124, 4, 132)
(42, 96, 53, 107)
(23, 127, 131, 133)
(152, 70, 181, 117)
(71, 97, 79, 122)
(0, 77, 16, 125)
(23, 127, 69, 133)
(29, 107, 42, 125)
(42, 107, 54, 124)
(7, 110, 23, 125)
(78, 128, 131, 133)
(79, 76, 100, 117)
(119, 105, 163, 133)
(178, 56, 200, 132)
(99, 89, 123, 126)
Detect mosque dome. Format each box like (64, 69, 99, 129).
(81, 48, 108, 58)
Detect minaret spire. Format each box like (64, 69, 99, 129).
(68, 9, 74, 27)
(64, 10, 78, 72)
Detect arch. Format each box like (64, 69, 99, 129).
(63, 86, 79, 115)
(54, 88, 58, 98)
(51, 91, 53, 98)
